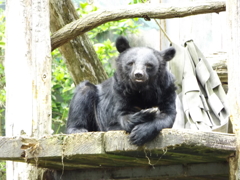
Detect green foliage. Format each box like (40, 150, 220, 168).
(130, 0, 149, 4)
(0, 161, 6, 180)
(0, 7, 5, 49)
(0, 63, 5, 109)
(93, 39, 117, 77)
(88, 19, 139, 40)
(0, 3, 5, 119)
(51, 49, 74, 134)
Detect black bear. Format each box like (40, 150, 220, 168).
(66, 36, 177, 146)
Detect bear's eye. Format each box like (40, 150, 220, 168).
(146, 63, 154, 69)
(127, 62, 134, 66)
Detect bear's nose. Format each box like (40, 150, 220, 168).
(134, 72, 143, 79)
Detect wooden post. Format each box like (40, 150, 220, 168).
(226, 0, 240, 179)
(5, 0, 51, 179)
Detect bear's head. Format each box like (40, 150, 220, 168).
(115, 36, 176, 91)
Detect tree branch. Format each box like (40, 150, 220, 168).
(51, 1, 226, 50)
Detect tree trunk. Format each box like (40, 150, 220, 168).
(51, 1, 226, 50)
(49, 0, 107, 85)
(5, 0, 52, 179)
(226, 0, 240, 179)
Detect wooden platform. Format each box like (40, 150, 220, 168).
(0, 129, 236, 179)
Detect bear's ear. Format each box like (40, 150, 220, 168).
(116, 36, 131, 53)
(161, 47, 176, 61)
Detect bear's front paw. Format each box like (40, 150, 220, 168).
(129, 123, 159, 146)
(132, 107, 159, 123)
(122, 108, 160, 133)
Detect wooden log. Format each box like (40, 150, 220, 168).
(51, 1, 226, 50)
(226, 0, 240, 179)
(0, 129, 236, 170)
(5, 0, 52, 178)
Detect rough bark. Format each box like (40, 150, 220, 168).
(226, 0, 240, 179)
(51, 1, 226, 50)
(49, 0, 107, 85)
(5, 0, 52, 179)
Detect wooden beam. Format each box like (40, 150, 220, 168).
(51, 1, 226, 50)
(5, 0, 52, 178)
(0, 129, 235, 170)
(47, 162, 229, 180)
(226, 0, 240, 179)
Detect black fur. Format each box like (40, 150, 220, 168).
(115, 36, 130, 53)
(66, 36, 177, 146)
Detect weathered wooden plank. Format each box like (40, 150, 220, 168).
(105, 129, 235, 152)
(0, 137, 29, 159)
(25, 132, 105, 158)
(48, 162, 229, 180)
(0, 129, 236, 170)
(103, 129, 235, 170)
